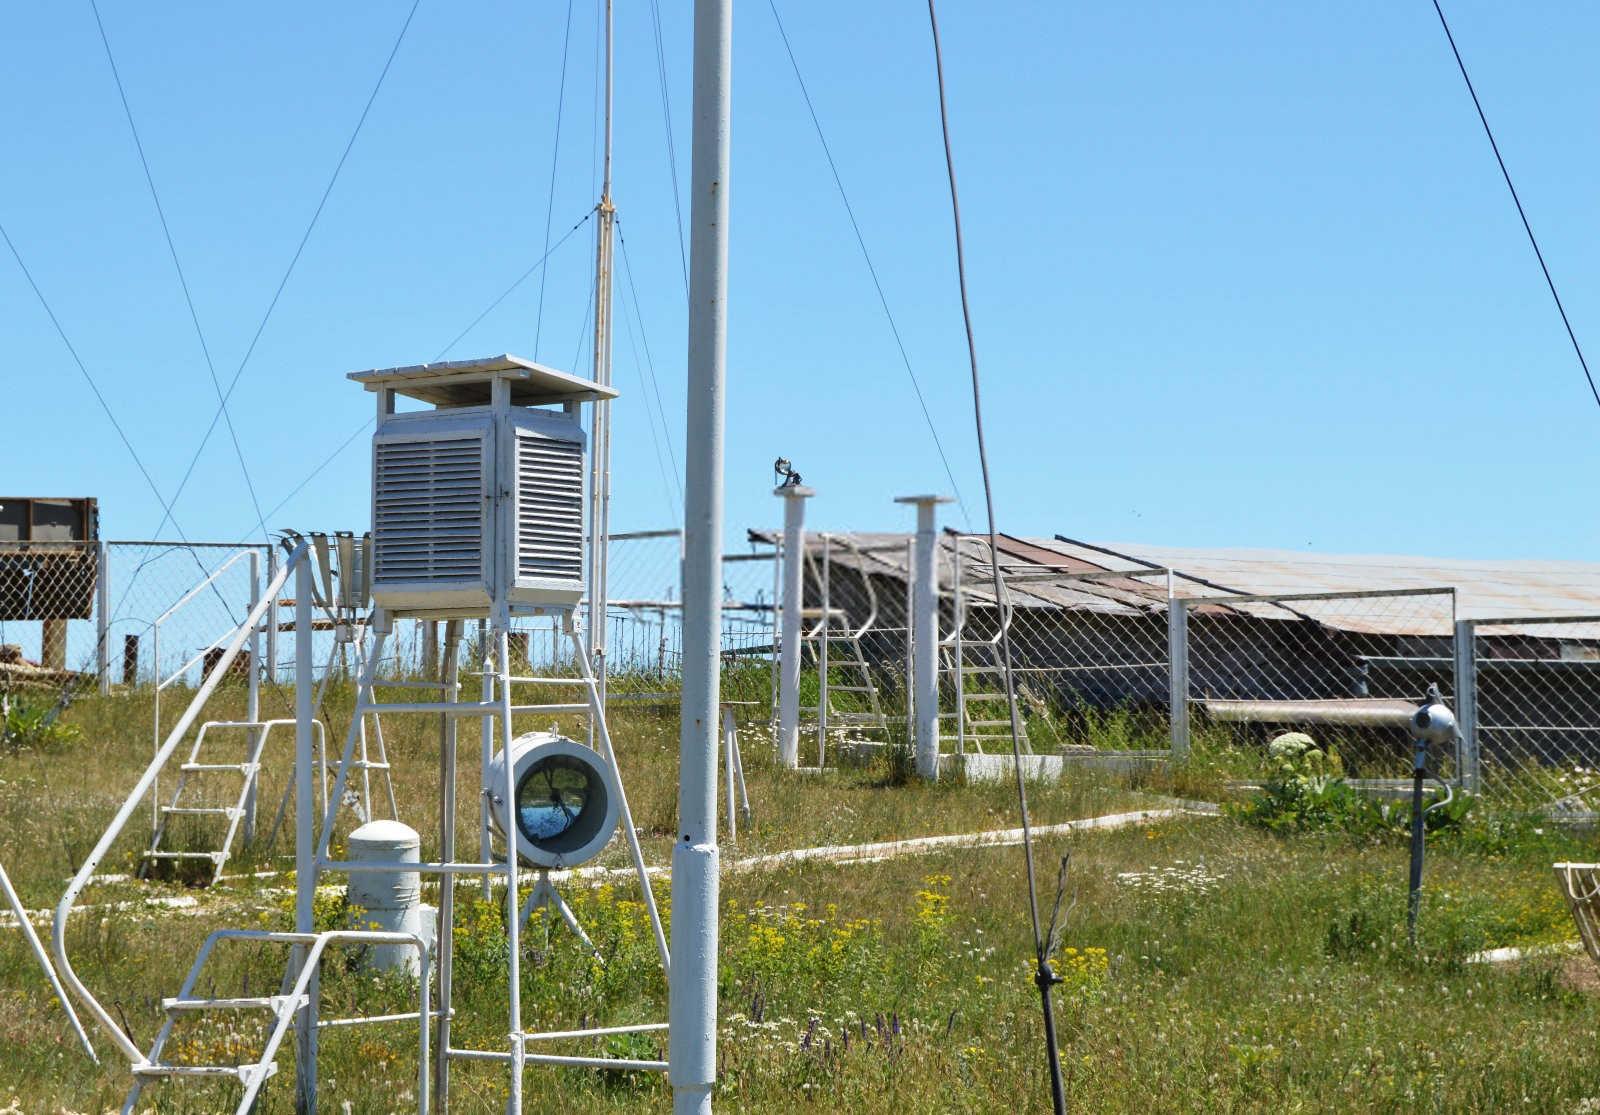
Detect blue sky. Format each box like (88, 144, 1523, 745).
(3, 1, 1597, 561)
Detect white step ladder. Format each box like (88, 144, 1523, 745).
(800, 535, 894, 758)
(140, 718, 324, 885)
(122, 927, 429, 1114)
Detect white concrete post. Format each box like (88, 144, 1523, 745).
(896, 496, 951, 780)
(775, 485, 812, 769)
(671, 0, 730, 1109)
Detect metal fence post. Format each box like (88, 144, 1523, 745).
(1168, 596, 1190, 759)
(95, 540, 110, 695)
(1454, 617, 1479, 793)
(775, 485, 812, 769)
(244, 551, 262, 843)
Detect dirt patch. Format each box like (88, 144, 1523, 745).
(1558, 951, 1600, 994)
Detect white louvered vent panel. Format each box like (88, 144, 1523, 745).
(516, 435, 584, 581)
(374, 437, 483, 582)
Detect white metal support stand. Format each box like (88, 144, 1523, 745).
(775, 484, 812, 768)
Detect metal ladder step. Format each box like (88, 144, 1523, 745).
(141, 851, 224, 862)
(163, 994, 307, 1014)
(159, 806, 241, 818)
(180, 762, 257, 774)
(134, 1062, 276, 1081)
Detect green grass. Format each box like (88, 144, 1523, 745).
(4, 682, 1600, 1111)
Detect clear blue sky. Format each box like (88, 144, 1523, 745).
(3, 1, 1597, 561)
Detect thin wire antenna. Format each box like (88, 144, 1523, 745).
(533, 0, 578, 358)
(767, 0, 972, 528)
(923, 4, 1067, 1112)
(88, 0, 270, 544)
(141, 0, 423, 547)
(1429, 0, 1600, 410)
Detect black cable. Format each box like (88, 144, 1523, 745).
(1429, 0, 1600, 410)
(260, 211, 597, 534)
(923, 4, 1066, 1112)
(142, 0, 423, 547)
(89, 0, 270, 544)
(433, 208, 595, 360)
(616, 222, 685, 504)
(533, 0, 578, 358)
(648, 0, 691, 294)
(768, 0, 972, 527)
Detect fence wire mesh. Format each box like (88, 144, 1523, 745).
(1177, 588, 1458, 784)
(16, 530, 1600, 825)
(1464, 615, 1600, 816)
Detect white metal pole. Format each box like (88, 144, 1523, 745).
(953, 540, 965, 755)
(775, 486, 811, 768)
(294, 554, 318, 1113)
(0, 860, 95, 1060)
(587, 0, 616, 717)
(670, 1, 730, 1109)
(896, 496, 949, 780)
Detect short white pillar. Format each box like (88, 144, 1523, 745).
(775, 485, 813, 768)
(896, 495, 952, 780)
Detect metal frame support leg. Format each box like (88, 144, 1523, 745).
(293, 556, 318, 1114)
(775, 484, 812, 769)
(434, 620, 463, 1108)
(95, 540, 110, 695)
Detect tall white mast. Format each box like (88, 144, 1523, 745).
(587, 0, 616, 691)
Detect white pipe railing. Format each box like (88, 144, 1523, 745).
(51, 542, 308, 1065)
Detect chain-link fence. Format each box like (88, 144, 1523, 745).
(0, 540, 271, 698)
(1173, 587, 1459, 784)
(1460, 615, 1600, 816)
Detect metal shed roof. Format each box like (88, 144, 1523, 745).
(754, 527, 1600, 638)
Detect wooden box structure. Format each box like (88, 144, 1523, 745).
(0, 497, 98, 620)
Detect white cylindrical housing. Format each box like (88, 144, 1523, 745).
(776, 486, 812, 769)
(486, 732, 621, 869)
(347, 819, 432, 977)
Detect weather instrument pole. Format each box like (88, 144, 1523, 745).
(669, 0, 730, 1112)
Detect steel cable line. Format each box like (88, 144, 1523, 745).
(647, 0, 690, 294)
(1, 222, 238, 626)
(1429, 0, 1600, 410)
(616, 277, 681, 520)
(615, 222, 684, 505)
(533, 0, 579, 359)
(247, 210, 596, 538)
(923, 3, 1066, 1111)
(768, 0, 972, 527)
(140, 0, 424, 549)
(89, 0, 269, 545)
